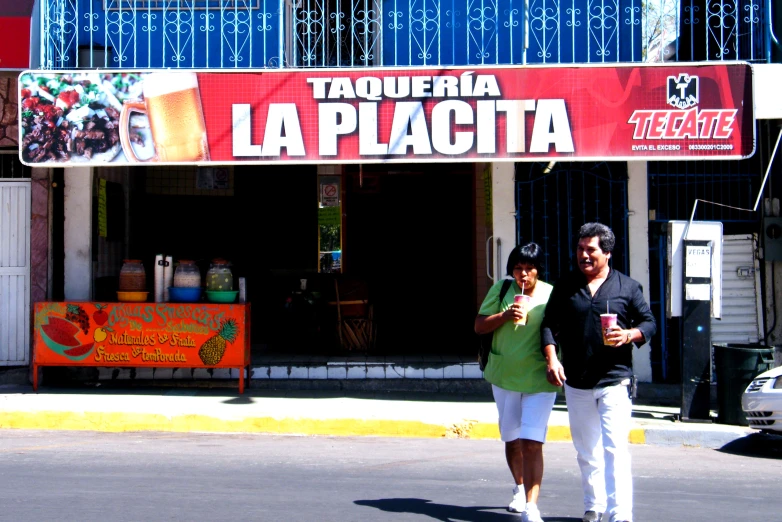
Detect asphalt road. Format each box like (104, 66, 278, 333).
(0, 430, 779, 521)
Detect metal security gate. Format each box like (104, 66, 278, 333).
(515, 162, 629, 285)
(0, 181, 31, 365)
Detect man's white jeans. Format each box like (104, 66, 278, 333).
(565, 382, 633, 522)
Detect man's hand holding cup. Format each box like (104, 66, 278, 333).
(605, 325, 632, 347)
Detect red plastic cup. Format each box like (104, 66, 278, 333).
(601, 313, 618, 345)
(513, 294, 531, 325)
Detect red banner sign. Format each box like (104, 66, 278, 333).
(19, 63, 754, 166)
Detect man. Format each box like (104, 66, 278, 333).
(540, 223, 656, 522)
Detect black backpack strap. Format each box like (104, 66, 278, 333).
(498, 279, 513, 304)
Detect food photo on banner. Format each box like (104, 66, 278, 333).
(19, 71, 207, 164)
(18, 63, 754, 166)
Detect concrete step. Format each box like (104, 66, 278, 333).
(2, 372, 688, 410)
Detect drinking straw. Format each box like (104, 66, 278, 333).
(607, 301, 609, 314)
(521, 282, 525, 295)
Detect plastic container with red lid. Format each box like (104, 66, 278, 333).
(119, 259, 146, 291)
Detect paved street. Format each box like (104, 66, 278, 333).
(0, 430, 779, 521)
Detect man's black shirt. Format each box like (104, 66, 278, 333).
(540, 268, 657, 389)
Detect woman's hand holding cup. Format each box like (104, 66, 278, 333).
(513, 294, 531, 326)
(505, 303, 523, 324)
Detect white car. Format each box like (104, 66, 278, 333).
(741, 365, 782, 433)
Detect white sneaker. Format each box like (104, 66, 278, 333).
(507, 485, 525, 513)
(521, 503, 544, 522)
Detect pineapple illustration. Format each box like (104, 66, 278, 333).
(198, 319, 239, 365)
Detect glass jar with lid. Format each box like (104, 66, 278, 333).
(173, 260, 201, 288)
(119, 259, 147, 291)
(206, 258, 233, 291)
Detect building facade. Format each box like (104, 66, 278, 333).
(1, 0, 780, 385)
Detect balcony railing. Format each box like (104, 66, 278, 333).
(39, 0, 776, 69)
(644, 0, 773, 63)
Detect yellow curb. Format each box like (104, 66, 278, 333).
(466, 422, 501, 440)
(0, 412, 467, 438)
(628, 428, 646, 444)
(546, 425, 573, 442)
(0, 412, 648, 443)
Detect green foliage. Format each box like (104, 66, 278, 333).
(320, 224, 340, 252)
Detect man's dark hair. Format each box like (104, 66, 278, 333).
(578, 222, 615, 253)
(506, 242, 544, 276)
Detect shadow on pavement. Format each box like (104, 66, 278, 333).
(718, 432, 782, 460)
(221, 396, 255, 405)
(354, 498, 582, 521)
(630, 408, 676, 421)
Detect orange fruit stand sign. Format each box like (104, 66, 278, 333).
(32, 301, 251, 393)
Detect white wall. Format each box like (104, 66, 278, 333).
(63, 168, 93, 300)
(753, 64, 782, 120)
(491, 162, 516, 281)
(627, 161, 652, 382)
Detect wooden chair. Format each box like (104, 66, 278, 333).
(330, 278, 376, 352)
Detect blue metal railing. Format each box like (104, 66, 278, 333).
(647, 157, 764, 224)
(39, 0, 775, 70)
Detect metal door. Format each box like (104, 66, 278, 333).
(0, 181, 31, 365)
(515, 161, 629, 284)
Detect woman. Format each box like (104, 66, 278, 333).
(474, 242, 560, 522)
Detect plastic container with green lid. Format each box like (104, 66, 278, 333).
(206, 258, 233, 291)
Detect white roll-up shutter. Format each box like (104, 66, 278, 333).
(711, 234, 763, 344)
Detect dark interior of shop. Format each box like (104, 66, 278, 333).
(90, 164, 479, 358)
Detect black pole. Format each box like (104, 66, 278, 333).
(680, 239, 713, 422)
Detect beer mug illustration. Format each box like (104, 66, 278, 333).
(119, 72, 210, 162)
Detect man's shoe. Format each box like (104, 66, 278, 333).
(507, 485, 525, 513)
(582, 511, 603, 522)
(521, 503, 544, 522)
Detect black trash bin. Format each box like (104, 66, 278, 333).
(713, 343, 775, 425)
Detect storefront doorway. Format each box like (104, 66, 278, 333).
(341, 164, 477, 355)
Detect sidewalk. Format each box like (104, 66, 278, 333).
(0, 383, 755, 449)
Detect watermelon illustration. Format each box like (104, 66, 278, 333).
(40, 326, 80, 355)
(49, 317, 79, 337)
(41, 317, 80, 347)
(63, 342, 95, 361)
(39, 315, 97, 360)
